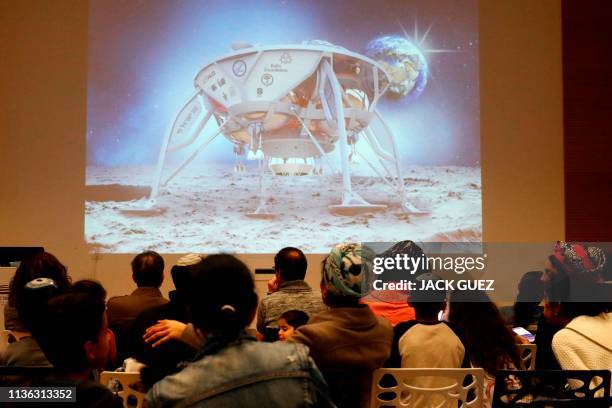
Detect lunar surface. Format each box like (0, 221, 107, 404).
(85, 164, 481, 253)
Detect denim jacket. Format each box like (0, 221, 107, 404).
(146, 332, 335, 408)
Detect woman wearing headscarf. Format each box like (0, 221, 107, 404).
(290, 243, 393, 408)
(536, 241, 608, 370)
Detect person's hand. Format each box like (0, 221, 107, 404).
(143, 320, 188, 348)
(514, 334, 530, 344)
(267, 276, 280, 293)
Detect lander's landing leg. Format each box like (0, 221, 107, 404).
(233, 144, 246, 173)
(246, 124, 276, 219)
(320, 60, 386, 215)
(372, 110, 427, 215)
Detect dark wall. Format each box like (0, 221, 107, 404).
(563, 0, 612, 241)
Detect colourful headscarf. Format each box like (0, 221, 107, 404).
(323, 243, 364, 298)
(551, 241, 606, 280)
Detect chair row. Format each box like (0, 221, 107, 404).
(371, 368, 611, 408)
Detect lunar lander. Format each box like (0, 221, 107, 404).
(150, 40, 420, 216)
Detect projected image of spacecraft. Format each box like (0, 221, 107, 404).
(150, 40, 421, 216)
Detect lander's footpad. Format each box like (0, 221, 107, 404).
(328, 204, 387, 216)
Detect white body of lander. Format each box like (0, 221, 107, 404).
(150, 40, 420, 216)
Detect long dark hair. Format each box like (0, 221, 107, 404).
(448, 290, 523, 375)
(187, 254, 258, 351)
(513, 271, 544, 328)
(9, 251, 71, 307)
(545, 271, 611, 319)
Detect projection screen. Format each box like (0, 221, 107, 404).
(85, 0, 480, 253)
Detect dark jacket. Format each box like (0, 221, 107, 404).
(130, 290, 196, 388)
(291, 305, 393, 408)
(107, 287, 168, 362)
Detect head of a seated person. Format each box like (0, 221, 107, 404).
(9, 251, 71, 312)
(187, 254, 258, 341)
(274, 247, 307, 284)
(278, 310, 309, 341)
(367, 240, 429, 303)
(170, 253, 202, 293)
(35, 293, 110, 376)
(543, 271, 611, 327)
(320, 243, 364, 308)
(408, 273, 446, 321)
(378, 240, 429, 281)
(448, 289, 504, 324)
(17, 277, 64, 333)
(131, 250, 165, 288)
(543, 241, 606, 284)
(70, 279, 107, 301)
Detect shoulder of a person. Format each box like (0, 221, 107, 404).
(565, 313, 605, 330)
(394, 320, 420, 335)
(260, 292, 277, 303)
(291, 320, 326, 346)
(375, 314, 394, 332)
(263, 340, 313, 365)
(442, 320, 466, 337)
(107, 294, 129, 305)
(552, 326, 578, 347)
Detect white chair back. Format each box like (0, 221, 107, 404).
(371, 367, 485, 408)
(516, 344, 537, 371)
(100, 371, 145, 408)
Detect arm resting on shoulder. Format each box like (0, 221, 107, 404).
(144, 320, 203, 350)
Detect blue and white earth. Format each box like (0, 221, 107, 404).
(365, 36, 428, 102)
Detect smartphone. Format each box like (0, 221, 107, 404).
(513, 327, 535, 343)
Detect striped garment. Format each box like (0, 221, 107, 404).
(256, 280, 326, 333)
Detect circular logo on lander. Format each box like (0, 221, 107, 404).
(261, 73, 274, 86)
(232, 60, 247, 77)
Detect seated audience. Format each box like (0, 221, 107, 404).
(277, 309, 309, 341)
(146, 254, 333, 407)
(1, 252, 72, 367)
(536, 241, 607, 370)
(33, 292, 123, 407)
(130, 254, 201, 387)
(107, 250, 168, 360)
(256, 247, 325, 335)
(448, 290, 523, 408)
(290, 243, 393, 408)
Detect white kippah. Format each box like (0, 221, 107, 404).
(176, 253, 202, 267)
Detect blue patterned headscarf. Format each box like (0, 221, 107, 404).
(322, 243, 364, 298)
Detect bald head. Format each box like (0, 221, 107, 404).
(274, 247, 307, 282)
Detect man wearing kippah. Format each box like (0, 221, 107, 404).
(290, 243, 393, 408)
